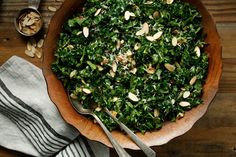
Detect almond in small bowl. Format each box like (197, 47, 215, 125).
(14, 8, 43, 36)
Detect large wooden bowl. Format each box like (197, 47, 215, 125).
(42, 0, 222, 149)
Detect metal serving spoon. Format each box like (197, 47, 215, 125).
(104, 108, 156, 157)
(69, 97, 131, 157)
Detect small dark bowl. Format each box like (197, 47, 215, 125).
(14, 7, 43, 37)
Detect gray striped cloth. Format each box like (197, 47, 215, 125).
(0, 56, 109, 157)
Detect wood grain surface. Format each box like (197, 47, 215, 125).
(0, 0, 236, 157)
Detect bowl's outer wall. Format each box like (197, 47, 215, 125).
(42, 0, 222, 149)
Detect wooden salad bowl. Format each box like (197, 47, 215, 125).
(42, 0, 222, 149)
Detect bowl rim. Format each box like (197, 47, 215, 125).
(42, 0, 222, 149)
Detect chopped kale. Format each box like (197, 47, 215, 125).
(52, 0, 208, 133)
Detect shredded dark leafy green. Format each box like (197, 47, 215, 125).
(52, 0, 208, 133)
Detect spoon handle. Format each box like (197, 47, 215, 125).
(105, 108, 156, 157)
(28, 0, 41, 10)
(93, 114, 131, 157)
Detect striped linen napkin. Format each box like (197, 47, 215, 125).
(0, 56, 109, 157)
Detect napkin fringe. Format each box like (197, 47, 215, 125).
(56, 137, 95, 157)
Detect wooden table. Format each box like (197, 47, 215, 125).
(0, 0, 236, 156)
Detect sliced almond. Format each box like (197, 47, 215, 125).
(22, 27, 31, 35)
(116, 39, 121, 49)
(194, 46, 201, 57)
(131, 60, 136, 66)
(125, 50, 132, 56)
(124, 11, 135, 21)
(27, 41, 32, 51)
(142, 22, 149, 34)
(29, 11, 40, 18)
(22, 17, 29, 27)
(179, 101, 190, 107)
(25, 50, 34, 57)
(31, 46, 37, 54)
(97, 65, 104, 71)
(112, 62, 117, 72)
(76, 31, 82, 36)
(30, 25, 37, 31)
(134, 43, 141, 50)
(136, 23, 149, 36)
(149, 15, 154, 19)
(94, 8, 102, 16)
(183, 91, 191, 98)
(172, 37, 178, 46)
(48, 6, 57, 12)
(171, 99, 175, 105)
(112, 97, 119, 102)
(177, 112, 184, 119)
(153, 31, 163, 40)
(70, 93, 78, 99)
(146, 36, 155, 41)
(189, 76, 197, 85)
(26, 19, 35, 26)
(82, 88, 92, 94)
(124, 11, 131, 20)
(67, 44, 74, 49)
(146, 66, 156, 74)
(144, 1, 153, 4)
(130, 68, 137, 74)
(95, 106, 102, 112)
(164, 63, 176, 72)
(154, 109, 160, 117)
(128, 92, 139, 102)
(166, 0, 174, 4)
(19, 22, 22, 31)
(110, 69, 115, 77)
(70, 70, 77, 78)
(83, 27, 89, 38)
(34, 48, 42, 58)
(136, 29, 145, 36)
(81, 79, 86, 85)
(37, 39, 44, 48)
(129, 12, 135, 17)
(146, 31, 163, 41)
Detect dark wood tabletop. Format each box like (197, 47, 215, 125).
(0, 0, 236, 157)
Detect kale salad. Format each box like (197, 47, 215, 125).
(52, 0, 208, 133)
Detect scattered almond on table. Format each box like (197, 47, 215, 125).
(37, 39, 44, 48)
(48, 6, 57, 12)
(25, 38, 44, 58)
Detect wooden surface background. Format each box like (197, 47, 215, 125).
(0, 0, 235, 157)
